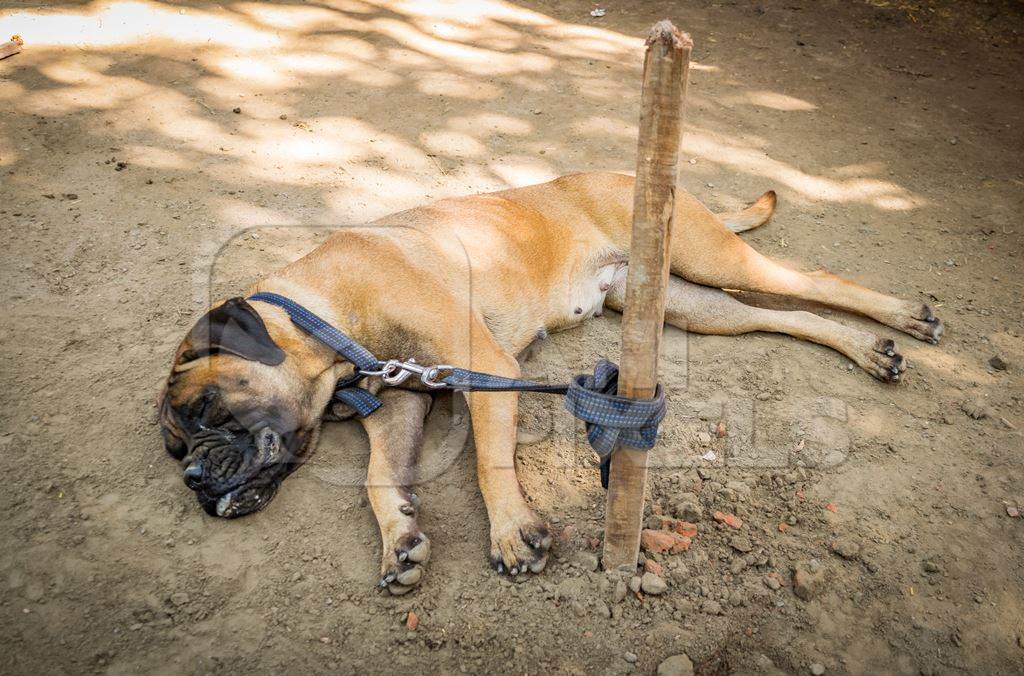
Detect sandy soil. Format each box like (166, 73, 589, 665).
(1, 0, 1022, 673)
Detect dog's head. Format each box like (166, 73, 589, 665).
(158, 297, 339, 518)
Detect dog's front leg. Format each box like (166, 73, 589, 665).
(361, 388, 433, 595)
(464, 343, 552, 575)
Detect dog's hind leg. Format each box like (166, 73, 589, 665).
(665, 190, 943, 344)
(606, 276, 906, 382)
(360, 388, 433, 595)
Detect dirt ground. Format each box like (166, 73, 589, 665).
(1, 0, 1023, 673)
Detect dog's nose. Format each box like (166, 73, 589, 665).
(183, 462, 203, 489)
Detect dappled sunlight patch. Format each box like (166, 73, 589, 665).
(212, 56, 285, 87)
(321, 168, 440, 214)
(572, 115, 637, 140)
(420, 130, 486, 158)
(231, 2, 352, 32)
(0, 0, 279, 49)
(390, 0, 552, 28)
(213, 52, 395, 90)
(567, 75, 637, 102)
(121, 144, 191, 170)
(873, 195, 916, 210)
(214, 200, 300, 229)
(906, 348, 976, 382)
(682, 131, 925, 210)
(0, 135, 17, 166)
(831, 161, 888, 177)
(370, 17, 555, 76)
(448, 112, 533, 136)
(415, 72, 502, 100)
(744, 90, 818, 111)
(25, 56, 153, 113)
(488, 156, 557, 186)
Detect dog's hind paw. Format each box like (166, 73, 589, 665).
(379, 531, 430, 595)
(489, 512, 552, 576)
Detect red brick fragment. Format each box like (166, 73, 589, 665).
(644, 559, 665, 577)
(713, 511, 743, 529)
(640, 529, 691, 554)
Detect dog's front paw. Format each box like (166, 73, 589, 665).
(489, 510, 552, 576)
(856, 337, 907, 383)
(901, 303, 944, 344)
(379, 531, 431, 595)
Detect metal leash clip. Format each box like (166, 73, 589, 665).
(360, 359, 454, 389)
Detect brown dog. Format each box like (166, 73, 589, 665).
(159, 172, 942, 593)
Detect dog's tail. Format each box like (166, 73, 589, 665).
(716, 190, 777, 233)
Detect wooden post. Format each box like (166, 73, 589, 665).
(602, 20, 691, 571)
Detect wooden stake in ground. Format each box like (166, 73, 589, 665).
(602, 20, 692, 571)
(0, 35, 23, 61)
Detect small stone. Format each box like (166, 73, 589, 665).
(961, 399, 993, 420)
(793, 561, 827, 601)
(170, 592, 190, 607)
(730, 536, 753, 553)
(1007, 506, 1021, 518)
(764, 574, 782, 590)
(641, 572, 668, 595)
(657, 654, 694, 676)
(702, 600, 722, 615)
(810, 663, 826, 675)
(644, 559, 665, 577)
(672, 498, 703, 522)
(989, 355, 1007, 371)
(629, 576, 642, 594)
(405, 611, 419, 631)
(570, 600, 586, 617)
(923, 560, 941, 573)
(830, 538, 861, 560)
(613, 579, 628, 603)
(232, 107, 242, 114)
(624, 652, 638, 664)
(279, 114, 288, 120)
(573, 551, 599, 572)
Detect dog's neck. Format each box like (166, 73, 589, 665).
(248, 278, 359, 377)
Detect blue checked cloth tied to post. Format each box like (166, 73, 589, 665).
(249, 292, 667, 488)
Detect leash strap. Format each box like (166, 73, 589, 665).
(248, 292, 383, 416)
(443, 360, 666, 488)
(246, 293, 667, 488)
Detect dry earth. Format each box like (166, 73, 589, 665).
(1, 0, 1022, 674)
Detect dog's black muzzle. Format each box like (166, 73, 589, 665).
(183, 428, 290, 518)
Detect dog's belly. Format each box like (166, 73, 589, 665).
(547, 260, 628, 332)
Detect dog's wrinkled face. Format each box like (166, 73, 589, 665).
(159, 298, 333, 518)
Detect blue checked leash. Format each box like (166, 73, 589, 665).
(249, 292, 666, 488)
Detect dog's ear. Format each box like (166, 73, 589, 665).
(182, 298, 286, 366)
